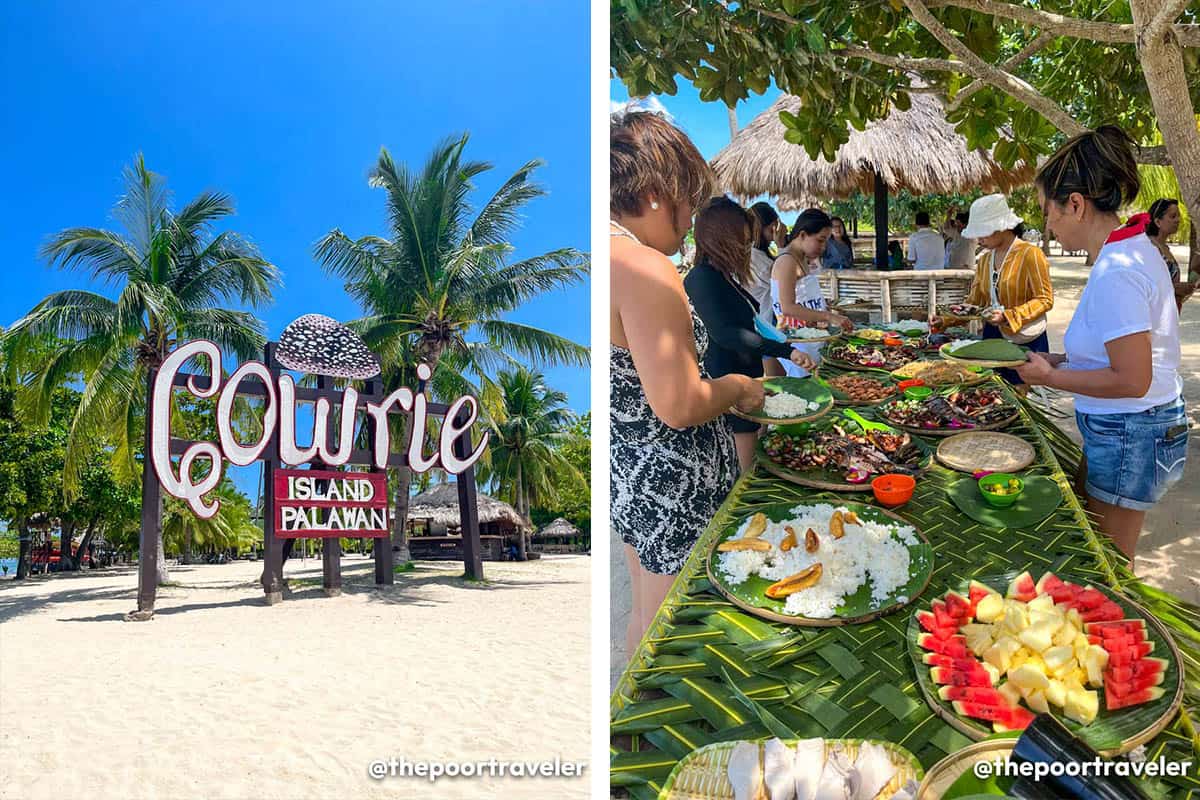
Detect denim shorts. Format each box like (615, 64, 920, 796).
(1076, 397, 1188, 511)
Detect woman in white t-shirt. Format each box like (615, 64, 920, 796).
(764, 208, 854, 376)
(1017, 126, 1187, 561)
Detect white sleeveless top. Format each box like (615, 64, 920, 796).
(764, 259, 827, 377)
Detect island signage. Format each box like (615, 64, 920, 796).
(273, 469, 389, 538)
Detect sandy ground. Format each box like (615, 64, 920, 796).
(0, 553, 590, 800)
(610, 250, 1200, 688)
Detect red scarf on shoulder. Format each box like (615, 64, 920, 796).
(1105, 212, 1151, 244)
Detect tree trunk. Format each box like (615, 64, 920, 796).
(58, 521, 76, 572)
(182, 527, 193, 565)
(15, 518, 30, 580)
(1131, 0, 1200, 231)
(72, 525, 98, 570)
(155, 522, 169, 584)
(392, 464, 413, 564)
(515, 460, 528, 561)
(727, 106, 738, 141)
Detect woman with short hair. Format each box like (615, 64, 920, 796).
(610, 111, 764, 653)
(1017, 126, 1187, 560)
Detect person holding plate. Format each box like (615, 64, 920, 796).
(1016, 126, 1186, 561)
(957, 193, 1054, 393)
(764, 208, 854, 377)
(685, 197, 816, 470)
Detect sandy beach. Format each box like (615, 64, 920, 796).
(611, 249, 1200, 687)
(0, 553, 590, 800)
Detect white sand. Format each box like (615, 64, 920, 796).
(0, 553, 589, 799)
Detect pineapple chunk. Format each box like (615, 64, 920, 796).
(1001, 601, 1028, 633)
(1027, 689, 1050, 714)
(1064, 687, 1099, 725)
(961, 624, 994, 656)
(1042, 645, 1075, 672)
(1053, 622, 1079, 648)
(1063, 674, 1085, 694)
(1009, 663, 1051, 691)
(1072, 667, 1089, 687)
(1066, 608, 1083, 628)
(1018, 621, 1059, 653)
(1009, 647, 1031, 670)
(1050, 660, 1076, 681)
(1045, 678, 1067, 708)
(975, 593, 1004, 623)
(1084, 645, 1109, 688)
(983, 636, 1022, 673)
(1027, 594, 1056, 612)
(998, 681, 1022, 706)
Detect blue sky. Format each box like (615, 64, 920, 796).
(0, 1, 591, 418)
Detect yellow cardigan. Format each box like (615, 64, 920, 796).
(965, 239, 1053, 334)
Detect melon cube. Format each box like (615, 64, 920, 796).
(1009, 647, 1031, 670)
(1027, 594, 1056, 612)
(983, 636, 1022, 673)
(1066, 608, 1083, 628)
(982, 662, 1001, 686)
(1053, 622, 1079, 648)
(1028, 610, 1065, 633)
(975, 593, 1004, 623)
(1064, 687, 1099, 725)
(1045, 678, 1067, 708)
(1009, 663, 1050, 691)
(1002, 602, 1028, 633)
(1042, 646, 1075, 672)
(998, 681, 1022, 706)
(1018, 621, 1059, 653)
(1027, 689, 1050, 714)
(1084, 645, 1109, 688)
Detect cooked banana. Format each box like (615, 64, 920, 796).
(829, 510, 845, 539)
(805, 528, 819, 553)
(717, 538, 772, 552)
(843, 510, 861, 525)
(765, 564, 823, 598)
(780, 526, 797, 552)
(743, 512, 767, 539)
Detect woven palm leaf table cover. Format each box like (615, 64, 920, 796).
(611, 387, 1200, 799)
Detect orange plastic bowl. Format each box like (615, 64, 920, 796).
(872, 474, 915, 507)
(896, 378, 926, 392)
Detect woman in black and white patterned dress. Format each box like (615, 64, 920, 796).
(611, 111, 764, 655)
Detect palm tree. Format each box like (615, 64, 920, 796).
(479, 367, 582, 560)
(315, 134, 589, 561)
(3, 155, 279, 594)
(164, 480, 258, 562)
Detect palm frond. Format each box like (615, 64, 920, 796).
(464, 248, 589, 314)
(113, 154, 172, 256)
(177, 308, 266, 360)
(470, 157, 548, 245)
(38, 228, 143, 285)
(477, 320, 590, 367)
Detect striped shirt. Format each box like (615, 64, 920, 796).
(966, 239, 1053, 334)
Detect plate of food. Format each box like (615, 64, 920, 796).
(890, 360, 992, 388)
(823, 342, 923, 373)
(877, 386, 1018, 436)
(706, 502, 933, 626)
(823, 372, 898, 405)
(777, 314, 843, 343)
(660, 737, 923, 800)
(730, 376, 834, 426)
(883, 320, 930, 337)
(937, 303, 983, 320)
(939, 339, 1030, 369)
(849, 326, 889, 343)
(906, 571, 1184, 754)
(758, 414, 932, 491)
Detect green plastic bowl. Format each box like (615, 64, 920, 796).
(978, 473, 1024, 508)
(904, 386, 934, 401)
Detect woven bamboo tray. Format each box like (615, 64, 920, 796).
(906, 578, 1185, 756)
(705, 503, 934, 627)
(916, 739, 1015, 799)
(939, 343, 1027, 369)
(936, 431, 1036, 474)
(660, 738, 924, 800)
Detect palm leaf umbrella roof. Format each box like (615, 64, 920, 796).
(408, 482, 530, 530)
(711, 93, 1035, 209)
(534, 517, 581, 539)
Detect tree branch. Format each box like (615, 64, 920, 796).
(947, 30, 1055, 112)
(926, 0, 1134, 43)
(1147, 0, 1192, 40)
(901, 0, 1088, 136)
(837, 45, 967, 74)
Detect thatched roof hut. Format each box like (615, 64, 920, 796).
(711, 93, 1035, 267)
(407, 483, 530, 532)
(534, 517, 581, 540)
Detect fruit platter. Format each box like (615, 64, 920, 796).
(707, 502, 933, 626)
(824, 372, 897, 405)
(777, 314, 842, 343)
(731, 376, 834, 426)
(906, 571, 1183, 754)
(823, 341, 923, 372)
(758, 414, 932, 490)
(878, 386, 1018, 436)
(940, 339, 1030, 369)
(890, 360, 992, 388)
(659, 737, 924, 800)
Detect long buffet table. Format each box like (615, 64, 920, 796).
(610, 380, 1200, 798)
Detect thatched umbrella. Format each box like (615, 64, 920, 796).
(535, 517, 581, 540)
(407, 482, 530, 532)
(711, 93, 1035, 267)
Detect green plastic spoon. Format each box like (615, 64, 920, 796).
(842, 407, 895, 434)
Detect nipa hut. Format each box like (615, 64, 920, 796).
(532, 517, 588, 555)
(710, 92, 1035, 266)
(406, 482, 530, 561)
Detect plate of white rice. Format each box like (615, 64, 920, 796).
(706, 502, 934, 626)
(730, 376, 834, 426)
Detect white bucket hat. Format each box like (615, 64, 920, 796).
(961, 193, 1023, 239)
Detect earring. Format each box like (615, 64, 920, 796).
(650, 201, 660, 210)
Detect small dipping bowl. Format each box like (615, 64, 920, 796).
(872, 474, 915, 507)
(978, 472, 1024, 508)
(896, 378, 925, 392)
(904, 385, 934, 401)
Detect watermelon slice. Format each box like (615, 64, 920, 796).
(1089, 631, 1146, 650)
(1080, 601, 1124, 623)
(1106, 642, 1155, 667)
(1070, 587, 1107, 611)
(918, 634, 969, 657)
(952, 700, 1033, 730)
(922, 654, 991, 672)
(1006, 571, 1037, 602)
(1105, 684, 1166, 711)
(944, 591, 972, 621)
(932, 666, 995, 687)
(938, 686, 1009, 704)
(916, 611, 955, 637)
(930, 600, 961, 631)
(1105, 657, 1168, 685)
(1035, 572, 1065, 596)
(1106, 673, 1166, 696)
(1086, 620, 1146, 637)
